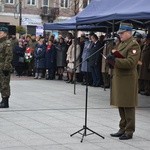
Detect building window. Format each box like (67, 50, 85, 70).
(60, 0, 69, 8)
(27, 0, 36, 5)
(43, 0, 48, 6)
(5, 0, 14, 4)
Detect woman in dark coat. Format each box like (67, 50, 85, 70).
(13, 40, 25, 76)
(55, 37, 67, 80)
(81, 39, 93, 85)
(45, 40, 57, 80)
(34, 37, 46, 79)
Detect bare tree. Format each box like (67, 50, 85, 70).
(70, 0, 89, 15)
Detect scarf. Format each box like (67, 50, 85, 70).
(46, 45, 52, 52)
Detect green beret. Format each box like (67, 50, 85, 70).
(0, 25, 8, 32)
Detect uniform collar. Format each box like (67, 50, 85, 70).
(122, 36, 133, 44)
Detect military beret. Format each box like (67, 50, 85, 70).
(118, 23, 133, 34)
(0, 24, 8, 32)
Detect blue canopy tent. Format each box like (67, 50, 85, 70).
(76, 0, 150, 26)
(43, 16, 114, 32)
(76, 0, 122, 25)
(43, 0, 120, 32)
(44, 16, 76, 30)
(44, 0, 150, 31)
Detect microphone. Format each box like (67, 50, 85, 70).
(104, 38, 115, 42)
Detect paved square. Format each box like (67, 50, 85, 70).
(0, 75, 149, 150)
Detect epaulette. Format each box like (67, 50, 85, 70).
(132, 39, 139, 45)
(132, 39, 137, 43)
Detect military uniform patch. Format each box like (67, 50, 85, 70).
(132, 50, 137, 54)
(6, 40, 11, 47)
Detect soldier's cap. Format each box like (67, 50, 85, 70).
(117, 23, 133, 34)
(0, 24, 8, 32)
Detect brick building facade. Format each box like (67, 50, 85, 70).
(0, 0, 90, 35)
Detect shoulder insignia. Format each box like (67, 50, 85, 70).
(132, 49, 137, 54)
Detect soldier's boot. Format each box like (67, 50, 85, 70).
(0, 97, 9, 108)
(34, 73, 38, 79)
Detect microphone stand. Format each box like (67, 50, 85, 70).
(70, 44, 105, 142)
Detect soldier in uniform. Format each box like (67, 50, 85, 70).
(0, 25, 13, 108)
(106, 23, 141, 140)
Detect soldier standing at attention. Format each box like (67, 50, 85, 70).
(0, 25, 13, 108)
(106, 23, 141, 140)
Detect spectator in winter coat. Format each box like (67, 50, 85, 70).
(55, 37, 67, 80)
(45, 40, 57, 80)
(13, 39, 25, 76)
(34, 37, 46, 79)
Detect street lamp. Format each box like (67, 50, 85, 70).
(19, 0, 22, 26)
(14, 0, 22, 26)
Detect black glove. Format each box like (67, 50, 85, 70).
(106, 54, 116, 69)
(2, 70, 10, 76)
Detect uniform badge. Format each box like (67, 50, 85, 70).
(132, 50, 137, 54)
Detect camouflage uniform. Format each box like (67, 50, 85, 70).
(0, 33, 13, 108)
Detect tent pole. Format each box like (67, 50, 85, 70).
(109, 20, 115, 106)
(73, 24, 78, 95)
(112, 20, 115, 37)
(103, 27, 109, 91)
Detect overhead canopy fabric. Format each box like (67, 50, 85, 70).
(44, 16, 76, 30)
(44, 0, 150, 31)
(76, 0, 150, 25)
(43, 0, 122, 31)
(76, 0, 122, 25)
(43, 15, 113, 32)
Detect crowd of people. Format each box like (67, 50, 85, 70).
(10, 31, 150, 96)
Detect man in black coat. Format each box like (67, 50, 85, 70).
(89, 34, 103, 87)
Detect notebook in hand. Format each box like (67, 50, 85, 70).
(112, 50, 125, 58)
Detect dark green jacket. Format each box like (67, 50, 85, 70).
(0, 37, 13, 71)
